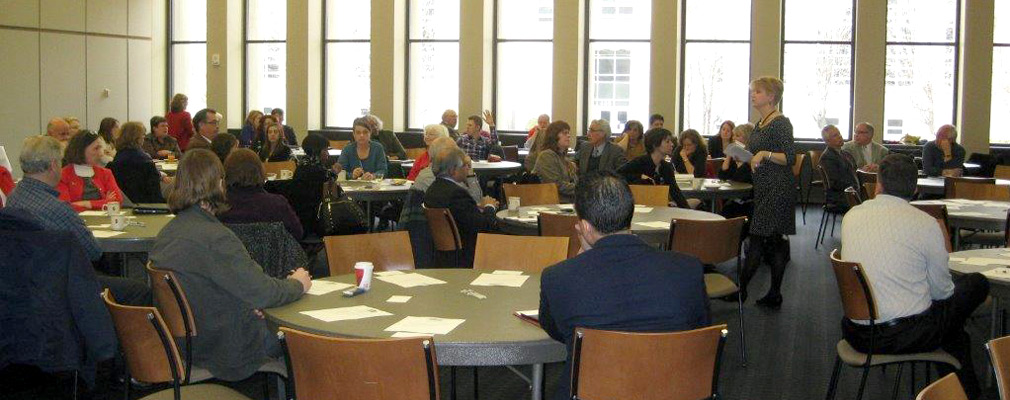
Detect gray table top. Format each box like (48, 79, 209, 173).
(916, 177, 1010, 196)
(911, 199, 1009, 230)
(677, 179, 753, 200)
(949, 249, 1010, 297)
(340, 179, 414, 201)
(80, 208, 174, 253)
(263, 269, 567, 366)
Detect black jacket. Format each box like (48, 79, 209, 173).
(0, 209, 117, 385)
(423, 177, 498, 268)
(673, 147, 708, 177)
(539, 234, 711, 400)
(107, 148, 165, 203)
(819, 146, 858, 210)
(617, 155, 691, 208)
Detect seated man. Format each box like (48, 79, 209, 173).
(819, 124, 858, 211)
(921, 124, 965, 177)
(841, 153, 988, 399)
(423, 147, 499, 268)
(6, 136, 150, 306)
(841, 122, 889, 172)
(414, 137, 483, 203)
(457, 114, 502, 162)
(539, 170, 711, 400)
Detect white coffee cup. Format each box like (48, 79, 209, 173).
(103, 201, 121, 216)
(508, 196, 521, 216)
(280, 169, 293, 179)
(266, 173, 277, 181)
(354, 262, 374, 290)
(110, 214, 128, 231)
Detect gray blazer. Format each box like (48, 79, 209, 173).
(534, 150, 578, 203)
(841, 141, 890, 169)
(575, 141, 627, 175)
(149, 207, 303, 381)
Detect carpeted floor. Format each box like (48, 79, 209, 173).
(2, 207, 998, 400)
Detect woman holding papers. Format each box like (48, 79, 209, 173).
(150, 149, 311, 381)
(738, 77, 796, 309)
(617, 128, 691, 209)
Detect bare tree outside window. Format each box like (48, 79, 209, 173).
(586, 0, 651, 134)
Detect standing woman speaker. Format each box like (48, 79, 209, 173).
(738, 76, 796, 309)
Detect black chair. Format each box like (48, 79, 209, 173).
(815, 165, 845, 249)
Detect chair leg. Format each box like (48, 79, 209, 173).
(738, 291, 747, 367)
(815, 210, 828, 249)
(473, 367, 479, 400)
(890, 363, 904, 400)
(451, 366, 457, 400)
(830, 213, 837, 237)
(909, 362, 916, 398)
(856, 363, 872, 400)
(825, 356, 842, 400)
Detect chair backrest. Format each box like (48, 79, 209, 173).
(950, 181, 1010, 201)
(329, 140, 350, 150)
(473, 233, 568, 273)
(807, 150, 822, 171)
(989, 335, 1010, 400)
(792, 153, 806, 179)
(911, 203, 952, 253)
(995, 165, 1010, 180)
(422, 206, 462, 252)
(628, 184, 670, 207)
(856, 170, 877, 184)
(829, 249, 875, 321)
(538, 212, 581, 259)
(816, 164, 832, 190)
(668, 217, 746, 265)
(102, 290, 184, 386)
(705, 158, 723, 178)
(405, 147, 427, 160)
(145, 263, 197, 338)
(281, 327, 439, 400)
(844, 187, 862, 208)
(263, 160, 297, 177)
(863, 182, 877, 200)
(570, 325, 728, 400)
(502, 145, 519, 162)
(323, 231, 416, 276)
(944, 176, 997, 199)
(915, 372, 967, 400)
(502, 183, 560, 206)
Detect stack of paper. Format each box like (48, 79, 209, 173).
(384, 316, 465, 335)
(633, 207, 653, 213)
(635, 221, 671, 229)
(305, 280, 355, 296)
(963, 258, 1010, 266)
(470, 273, 530, 288)
(300, 305, 393, 322)
(982, 267, 1010, 282)
(375, 273, 447, 288)
(92, 231, 126, 238)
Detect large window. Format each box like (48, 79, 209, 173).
(325, 0, 371, 128)
(246, 0, 287, 114)
(494, 0, 553, 132)
(407, 0, 460, 130)
(883, 0, 959, 141)
(992, 0, 1010, 144)
(782, 0, 854, 139)
(586, 0, 651, 134)
(169, 0, 207, 113)
(680, 0, 750, 137)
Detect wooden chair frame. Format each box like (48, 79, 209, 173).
(423, 206, 463, 268)
(146, 263, 197, 384)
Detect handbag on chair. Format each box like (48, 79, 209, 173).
(316, 179, 368, 236)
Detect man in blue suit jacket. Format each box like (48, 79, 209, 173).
(539, 170, 711, 400)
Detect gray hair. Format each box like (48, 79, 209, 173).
(367, 114, 384, 131)
(21, 136, 63, 174)
(423, 123, 448, 139)
(590, 119, 612, 136)
(820, 124, 839, 141)
(432, 147, 466, 178)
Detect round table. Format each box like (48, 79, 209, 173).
(496, 204, 724, 246)
(402, 160, 523, 178)
(154, 160, 178, 175)
(916, 177, 1010, 196)
(949, 248, 1010, 340)
(263, 269, 565, 400)
(912, 199, 1008, 249)
(80, 208, 174, 253)
(677, 179, 753, 212)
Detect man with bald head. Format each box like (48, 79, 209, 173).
(921, 124, 965, 177)
(841, 122, 889, 172)
(413, 136, 482, 202)
(819, 125, 858, 211)
(45, 118, 71, 151)
(441, 109, 459, 140)
(524, 114, 551, 149)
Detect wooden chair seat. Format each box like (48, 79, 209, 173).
(836, 340, 960, 369)
(138, 384, 252, 400)
(704, 274, 739, 298)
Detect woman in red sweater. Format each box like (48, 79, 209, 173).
(166, 93, 195, 151)
(407, 123, 449, 180)
(58, 130, 123, 212)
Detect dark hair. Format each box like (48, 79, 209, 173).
(256, 115, 279, 147)
(468, 115, 483, 131)
(170, 94, 188, 113)
(302, 133, 330, 161)
(352, 117, 373, 135)
(193, 108, 217, 132)
(649, 114, 664, 126)
(115, 122, 146, 151)
(210, 133, 238, 165)
(150, 116, 167, 132)
(878, 153, 918, 199)
(224, 148, 265, 188)
(644, 128, 673, 154)
(63, 130, 100, 165)
(678, 129, 707, 154)
(167, 149, 227, 213)
(623, 120, 644, 141)
(97, 117, 119, 144)
(574, 170, 634, 234)
(270, 108, 285, 116)
(543, 120, 571, 156)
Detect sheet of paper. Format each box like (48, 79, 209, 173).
(470, 273, 530, 288)
(384, 316, 466, 335)
(300, 305, 393, 322)
(387, 295, 412, 303)
(949, 257, 966, 262)
(493, 270, 524, 275)
(80, 211, 109, 217)
(527, 207, 549, 211)
(963, 258, 1010, 266)
(952, 212, 990, 217)
(305, 280, 355, 296)
(507, 216, 538, 223)
(634, 207, 653, 213)
(724, 142, 753, 163)
(390, 332, 432, 338)
(516, 309, 539, 317)
(374, 270, 406, 277)
(375, 273, 447, 288)
(946, 199, 979, 204)
(88, 224, 111, 229)
(982, 267, 1010, 282)
(635, 221, 671, 229)
(1001, 253, 1010, 258)
(92, 230, 125, 238)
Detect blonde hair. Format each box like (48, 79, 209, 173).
(167, 149, 228, 213)
(750, 76, 784, 106)
(732, 123, 754, 144)
(245, 110, 264, 127)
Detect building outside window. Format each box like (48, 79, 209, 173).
(586, 0, 651, 134)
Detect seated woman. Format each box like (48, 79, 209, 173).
(149, 149, 310, 382)
(96, 117, 120, 166)
(211, 133, 239, 165)
(143, 116, 182, 160)
(59, 130, 124, 212)
(533, 121, 578, 203)
(719, 123, 755, 220)
(673, 129, 708, 177)
(408, 124, 448, 181)
(219, 149, 304, 240)
(257, 119, 293, 162)
(708, 120, 735, 158)
(108, 121, 167, 204)
(617, 128, 691, 209)
(239, 110, 263, 148)
(614, 120, 646, 160)
(366, 114, 407, 160)
(287, 133, 337, 237)
(336, 117, 387, 180)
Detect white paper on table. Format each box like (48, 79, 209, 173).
(300, 305, 393, 322)
(384, 316, 466, 335)
(508, 216, 538, 223)
(914, 200, 947, 205)
(88, 224, 111, 229)
(386, 295, 412, 303)
(305, 280, 355, 296)
(982, 267, 1010, 282)
(92, 230, 126, 238)
(558, 204, 575, 209)
(635, 221, 671, 229)
(516, 309, 539, 317)
(374, 270, 406, 277)
(1001, 253, 1010, 258)
(375, 273, 447, 288)
(390, 332, 432, 338)
(470, 273, 530, 288)
(492, 270, 524, 275)
(634, 207, 654, 213)
(949, 257, 966, 262)
(963, 258, 1010, 266)
(80, 211, 108, 217)
(527, 207, 549, 211)
(979, 202, 1010, 208)
(952, 212, 991, 217)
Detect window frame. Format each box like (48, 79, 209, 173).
(492, 0, 554, 134)
(243, 0, 288, 116)
(167, 0, 208, 108)
(404, 0, 461, 132)
(322, 0, 372, 130)
(779, 0, 856, 140)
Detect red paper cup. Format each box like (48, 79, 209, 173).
(355, 269, 364, 286)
